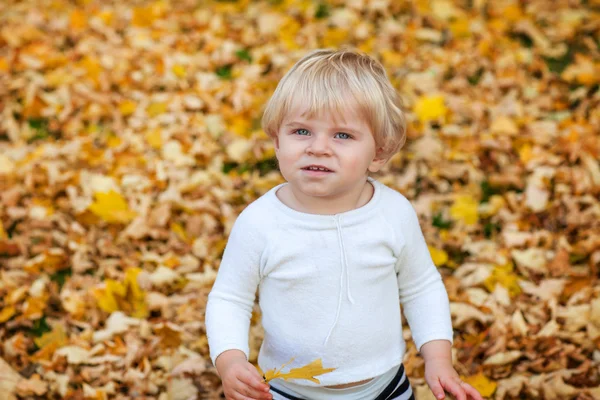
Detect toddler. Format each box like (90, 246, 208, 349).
(205, 49, 483, 400)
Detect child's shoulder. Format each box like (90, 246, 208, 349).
(375, 180, 414, 211)
(233, 187, 279, 225)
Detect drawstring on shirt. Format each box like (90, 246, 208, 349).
(324, 215, 355, 345)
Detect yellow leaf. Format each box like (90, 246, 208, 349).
(280, 17, 301, 50)
(93, 268, 148, 318)
(262, 358, 336, 384)
(462, 372, 497, 397)
(147, 102, 167, 117)
(97, 10, 114, 25)
(321, 28, 348, 48)
(229, 117, 252, 137)
(88, 190, 137, 224)
(171, 222, 189, 242)
(414, 95, 447, 123)
(132, 1, 167, 27)
(517, 143, 533, 163)
(22, 295, 48, 320)
(449, 18, 471, 38)
(119, 100, 137, 116)
(145, 129, 163, 149)
(0, 57, 8, 72)
(79, 56, 101, 82)
(501, 4, 523, 22)
(380, 50, 403, 68)
(449, 195, 479, 225)
(70, 9, 87, 31)
(172, 64, 186, 78)
(484, 262, 522, 297)
(428, 246, 448, 267)
(34, 324, 67, 349)
(358, 38, 375, 53)
(0, 306, 16, 323)
(106, 135, 122, 148)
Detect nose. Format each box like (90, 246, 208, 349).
(306, 134, 332, 156)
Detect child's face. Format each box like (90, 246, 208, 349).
(274, 104, 386, 203)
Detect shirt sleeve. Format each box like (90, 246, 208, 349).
(205, 210, 264, 366)
(394, 196, 453, 351)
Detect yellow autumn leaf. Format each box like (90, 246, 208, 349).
(449, 195, 479, 225)
(93, 267, 148, 318)
(132, 2, 167, 27)
(119, 100, 137, 116)
(147, 102, 167, 117)
(380, 49, 404, 68)
(517, 143, 533, 163)
(484, 262, 522, 297)
(321, 28, 348, 48)
(0, 306, 16, 323)
(172, 64, 186, 78)
(171, 222, 189, 242)
(97, 10, 114, 25)
(449, 18, 471, 38)
(428, 246, 449, 267)
(0, 221, 7, 239)
(88, 190, 137, 224)
(70, 9, 87, 31)
(261, 358, 336, 384)
(145, 129, 163, 149)
(0, 57, 8, 72)
(462, 372, 497, 397)
(229, 117, 252, 137)
(79, 56, 101, 82)
(414, 95, 447, 123)
(34, 324, 67, 349)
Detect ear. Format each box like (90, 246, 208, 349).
(368, 148, 387, 173)
(273, 134, 280, 152)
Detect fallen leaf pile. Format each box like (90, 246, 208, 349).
(0, 0, 599, 399)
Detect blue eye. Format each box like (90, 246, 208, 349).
(335, 132, 352, 139)
(295, 129, 310, 135)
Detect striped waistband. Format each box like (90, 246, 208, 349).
(270, 364, 413, 400)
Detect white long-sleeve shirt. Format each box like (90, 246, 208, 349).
(205, 177, 453, 386)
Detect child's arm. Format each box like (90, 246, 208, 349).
(205, 211, 271, 400)
(393, 196, 482, 400)
(421, 340, 482, 400)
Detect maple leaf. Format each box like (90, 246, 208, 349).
(88, 190, 137, 224)
(259, 358, 336, 384)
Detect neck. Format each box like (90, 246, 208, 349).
(282, 178, 373, 215)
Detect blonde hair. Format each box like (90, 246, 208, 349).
(261, 49, 407, 160)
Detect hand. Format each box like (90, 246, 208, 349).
(424, 358, 483, 400)
(216, 350, 272, 400)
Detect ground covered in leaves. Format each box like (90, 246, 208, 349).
(0, 0, 599, 399)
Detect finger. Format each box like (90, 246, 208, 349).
(441, 378, 467, 400)
(244, 365, 270, 393)
(240, 371, 270, 394)
(461, 382, 483, 400)
(235, 381, 272, 400)
(429, 378, 446, 400)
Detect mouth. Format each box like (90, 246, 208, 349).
(302, 165, 334, 172)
